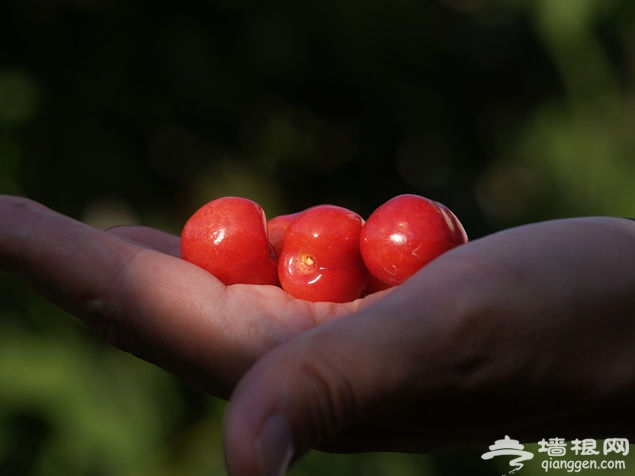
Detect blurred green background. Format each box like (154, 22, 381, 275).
(2, 0, 635, 475)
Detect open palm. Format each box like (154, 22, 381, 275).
(0, 196, 377, 398)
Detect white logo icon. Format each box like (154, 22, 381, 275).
(481, 435, 534, 475)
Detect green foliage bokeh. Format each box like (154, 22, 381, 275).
(2, 1, 635, 475)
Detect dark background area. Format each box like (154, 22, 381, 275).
(2, 1, 635, 475)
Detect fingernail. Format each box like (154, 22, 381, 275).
(255, 414, 294, 476)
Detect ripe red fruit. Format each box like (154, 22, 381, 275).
(267, 212, 301, 259)
(366, 275, 394, 294)
(181, 196, 278, 285)
(278, 205, 369, 303)
(360, 194, 468, 286)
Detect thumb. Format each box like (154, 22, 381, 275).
(222, 294, 445, 476)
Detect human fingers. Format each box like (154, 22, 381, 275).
(223, 217, 635, 476)
(106, 225, 181, 257)
(0, 196, 231, 394)
(223, 251, 474, 476)
(0, 196, 371, 397)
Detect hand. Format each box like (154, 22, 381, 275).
(4, 196, 635, 476)
(223, 216, 635, 476)
(0, 195, 383, 398)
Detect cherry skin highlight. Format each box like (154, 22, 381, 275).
(278, 205, 369, 303)
(181, 196, 278, 285)
(360, 194, 468, 286)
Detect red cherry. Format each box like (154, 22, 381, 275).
(278, 205, 369, 303)
(181, 196, 278, 285)
(360, 194, 468, 286)
(267, 212, 302, 260)
(365, 274, 394, 294)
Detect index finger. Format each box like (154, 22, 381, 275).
(0, 195, 241, 395)
(106, 225, 181, 257)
